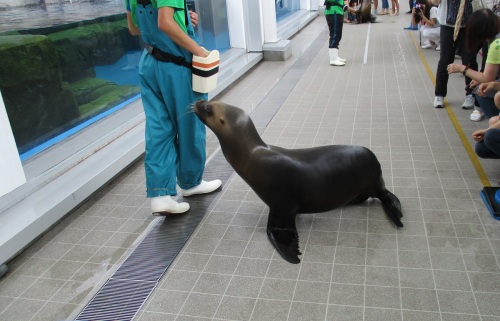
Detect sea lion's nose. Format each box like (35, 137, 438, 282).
(195, 99, 206, 109)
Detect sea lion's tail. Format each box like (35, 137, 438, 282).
(380, 190, 404, 227)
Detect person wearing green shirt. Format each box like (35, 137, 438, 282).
(325, 0, 347, 66)
(125, 0, 222, 215)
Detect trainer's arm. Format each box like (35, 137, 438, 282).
(158, 7, 207, 57)
(126, 12, 141, 35)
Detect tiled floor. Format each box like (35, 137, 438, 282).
(2, 8, 500, 321)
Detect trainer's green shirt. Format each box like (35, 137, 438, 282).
(324, 0, 345, 15)
(125, 0, 187, 33)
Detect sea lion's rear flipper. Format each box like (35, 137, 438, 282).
(267, 210, 301, 264)
(267, 227, 301, 264)
(379, 190, 404, 227)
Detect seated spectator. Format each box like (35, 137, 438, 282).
(478, 81, 500, 109)
(416, 0, 440, 50)
(472, 81, 500, 159)
(355, 0, 377, 23)
(346, 0, 359, 22)
(447, 9, 500, 121)
(404, 0, 440, 49)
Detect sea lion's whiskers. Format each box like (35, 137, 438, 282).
(177, 107, 195, 120)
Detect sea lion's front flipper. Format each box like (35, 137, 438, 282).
(380, 190, 404, 227)
(266, 210, 301, 264)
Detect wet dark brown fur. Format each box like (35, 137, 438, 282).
(194, 100, 403, 263)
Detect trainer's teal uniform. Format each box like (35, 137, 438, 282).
(125, 0, 207, 198)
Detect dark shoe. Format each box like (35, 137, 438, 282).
(404, 26, 418, 30)
(406, 10, 412, 13)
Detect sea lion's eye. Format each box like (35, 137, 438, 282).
(205, 105, 213, 116)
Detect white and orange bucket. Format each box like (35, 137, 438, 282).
(192, 48, 220, 93)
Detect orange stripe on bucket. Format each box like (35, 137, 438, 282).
(192, 60, 220, 69)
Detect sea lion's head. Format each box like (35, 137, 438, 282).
(194, 100, 249, 134)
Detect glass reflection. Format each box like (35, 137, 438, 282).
(0, 0, 230, 159)
(276, 0, 300, 22)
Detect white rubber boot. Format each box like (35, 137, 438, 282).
(338, 51, 346, 62)
(329, 48, 345, 66)
(151, 195, 190, 215)
(180, 179, 222, 197)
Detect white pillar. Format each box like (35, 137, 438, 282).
(0, 91, 26, 197)
(261, 0, 279, 43)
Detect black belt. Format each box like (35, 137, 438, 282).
(145, 44, 219, 78)
(145, 44, 192, 69)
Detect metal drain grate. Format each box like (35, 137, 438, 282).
(75, 29, 327, 321)
(76, 153, 233, 321)
(77, 279, 156, 321)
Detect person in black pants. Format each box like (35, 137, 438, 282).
(406, 0, 414, 13)
(433, 0, 478, 109)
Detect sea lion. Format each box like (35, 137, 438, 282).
(356, 0, 377, 23)
(194, 100, 403, 264)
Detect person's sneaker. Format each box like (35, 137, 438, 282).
(470, 110, 484, 121)
(151, 195, 190, 216)
(434, 96, 444, 108)
(462, 95, 475, 109)
(435, 44, 440, 51)
(180, 180, 222, 197)
(421, 43, 433, 49)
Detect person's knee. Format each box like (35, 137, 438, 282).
(484, 129, 500, 144)
(495, 91, 500, 109)
(477, 96, 499, 119)
(475, 142, 489, 158)
(488, 116, 499, 127)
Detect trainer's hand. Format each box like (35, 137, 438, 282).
(190, 11, 199, 27)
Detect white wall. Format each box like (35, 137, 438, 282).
(226, 0, 246, 49)
(0, 91, 26, 197)
(262, 0, 278, 42)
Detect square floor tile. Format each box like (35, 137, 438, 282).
(364, 285, 401, 309)
(326, 304, 363, 321)
(214, 296, 256, 320)
(288, 302, 326, 321)
(328, 283, 364, 306)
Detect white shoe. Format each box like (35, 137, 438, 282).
(421, 43, 433, 49)
(338, 56, 347, 62)
(462, 95, 475, 109)
(180, 180, 222, 197)
(151, 195, 190, 215)
(434, 96, 444, 108)
(435, 44, 440, 51)
(470, 109, 484, 122)
(329, 48, 345, 66)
